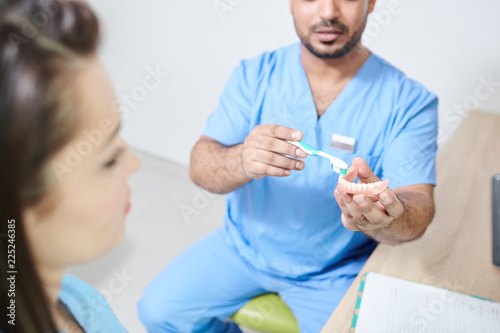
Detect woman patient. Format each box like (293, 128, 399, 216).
(0, 0, 140, 331)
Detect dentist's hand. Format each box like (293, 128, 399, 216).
(241, 125, 308, 179)
(334, 158, 405, 233)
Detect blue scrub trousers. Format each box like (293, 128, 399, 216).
(138, 228, 367, 333)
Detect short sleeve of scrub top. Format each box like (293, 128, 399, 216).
(380, 77, 438, 189)
(202, 59, 259, 146)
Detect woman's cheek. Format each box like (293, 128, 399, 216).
(107, 180, 127, 222)
(89, 165, 130, 252)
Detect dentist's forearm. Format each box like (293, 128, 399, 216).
(190, 137, 251, 194)
(364, 190, 435, 245)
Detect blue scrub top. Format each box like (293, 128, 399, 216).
(59, 274, 128, 333)
(202, 42, 438, 279)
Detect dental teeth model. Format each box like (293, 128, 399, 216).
(337, 167, 389, 196)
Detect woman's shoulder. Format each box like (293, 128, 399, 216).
(60, 274, 128, 333)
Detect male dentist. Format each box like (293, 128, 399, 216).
(139, 0, 437, 332)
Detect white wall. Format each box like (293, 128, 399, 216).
(88, 0, 500, 167)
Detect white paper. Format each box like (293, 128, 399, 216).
(355, 273, 500, 333)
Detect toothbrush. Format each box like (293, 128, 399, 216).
(287, 141, 348, 176)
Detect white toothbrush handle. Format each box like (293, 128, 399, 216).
(317, 151, 348, 173)
(287, 140, 312, 155)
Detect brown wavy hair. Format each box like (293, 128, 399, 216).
(0, 0, 100, 331)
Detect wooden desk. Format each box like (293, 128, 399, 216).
(322, 111, 500, 332)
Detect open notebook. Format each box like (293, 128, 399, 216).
(351, 272, 500, 333)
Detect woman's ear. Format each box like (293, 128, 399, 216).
(368, 0, 377, 14)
